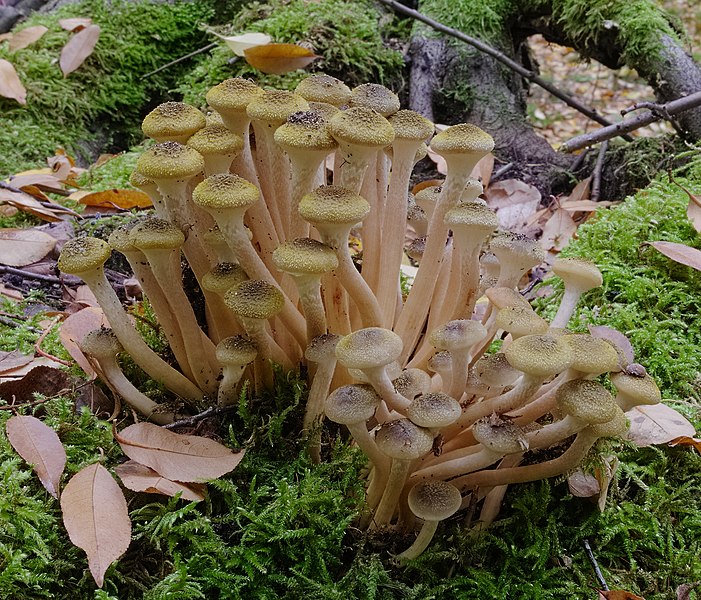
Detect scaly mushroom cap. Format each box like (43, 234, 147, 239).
(414, 185, 442, 214)
(429, 319, 487, 352)
(393, 368, 432, 400)
(490, 232, 546, 274)
(295, 75, 351, 106)
(407, 480, 462, 522)
(205, 77, 264, 114)
(246, 90, 310, 127)
(407, 199, 427, 227)
(504, 334, 574, 378)
(186, 124, 244, 157)
(472, 352, 521, 388)
(274, 111, 337, 152)
(427, 350, 452, 375)
(192, 174, 260, 211)
(484, 287, 531, 310)
(129, 218, 185, 251)
(298, 186, 370, 226)
(349, 83, 400, 116)
(108, 225, 136, 254)
(136, 141, 205, 181)
(328, 107, 395, 148)
(388, 110, 434, 141)
(552, 257, 603, 292)
(406, 236, 426, 262)
(406, 392, 462, 428)
(495, 305, 549, 337)
(201, 262, 248, 295)
(430, 123, 494, 157)
(141, 102, 206, 142)
(556, 379, 618, 424)
(272, 238, 339, 276)
(128, 169, 156, 191)
(58, 237, 111, 275)
(588, 405, 628, 438)
(305, 333, 341, 363)
(610, 370, 661, 406)
(224, 280, 285, 320)
(79, 327, 122, 359)
(561, 334, 620, 374)
(375, 418, 434, 460)
(444, 202, 498, 233)
(216, 335, 258, 366)
(308, 101, 341, 121)
(472, 417, 528, 454)
(324, 383, 381, 425)
(335, 327, 403, 370)
(460, 179, 484, 203)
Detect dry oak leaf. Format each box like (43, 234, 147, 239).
(115, 460, 206, 502)
(646, 241, 701, 272)
(60, 24, 100, 77)
(61, 463, 131, 587)
(114, 422, 245, 483)
(78, 188, 152, 210)
(8, 26, 48, 52)
(626, 403, 696, 447)
(0, 228, 57, 267)
(244, 43, 319, 75)
(0, 58, 27, 104)
(540, 207, 577, 251)
(0, 188, 63, 222)
(6, 415, 66, 498)
(484, 179, 541, 232)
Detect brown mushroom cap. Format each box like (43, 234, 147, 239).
(375, 418, 435, 460)
(561, 333, 620, 374)
(406, 392, 462, 428)
(552, 257, 603, 292)
(216, 335, 258, 366)
(272, 238, 339, 276)
(305, 333, 341, 363)
(136, 141, 205, 181)
(473, 352, 521, 388)
(349, 83, 400, 116)
(324, 383, 381, 425)
(295, 75, 351, 106)
(57, 237, 112, 275)
(472, 417, 528, 454)
(556, 379, 618, 424)
(298, 185, 370, 226)
(142, 102, 206, 142)
(335, 327, 403, 371)
(504, 334, 574, 378)
(407, 480, 462, 522)
(201, 262, 249, 295)
(588, 404, 628, 438)
(393, 368, 432, 400)
(328, 107, 395, 148)
(495, 305, 549, 337)
(192, 174, 260, 211)
(224, 280, 285, 320)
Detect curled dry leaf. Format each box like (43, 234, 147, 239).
(114, 422, 245, 483)
(58, 306, 109, 378)
(58, 17, 93, 32)
(0, 58, 27, 104)
(0, 228, 57, 267)
(668, 435, 701, 453)
(6, 415, 66, 498)
(8, 26, 48, 52)
(0, 187, 63, 222)
(60, 463, 131, 588)
(244, 43, 319, 75)
(115, 460, 206, 502)
(78, 189, 152, 210)
(60, 24, 100, 77)
(540, 207, 577, 251)
(646, 241, 701, 272)
(626, 403, 696, 447)
(209, 30, 271, 56)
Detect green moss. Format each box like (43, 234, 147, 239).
(76, 150, 142, 191)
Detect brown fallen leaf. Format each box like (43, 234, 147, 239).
(0, 282, 23, 301)
(0, 365, 71, 404)
(58, 306, 108, 377)
(244, 43, 319, 75)
(0, 350, 33, 375)
(668, 435, 701, 453)
(0, 58, 27, 105)
(484, 179, 541, 232)
(0, 228, 57, 267)
(74, 381, 114, 417)
(115, 460, 206, 502)
(0, 188, 64, 222)
(60, 24, 100, 77)
(78, 189, 152, 210)
(8, 26, 48, 52)
(59, 18, 93, 32)
(6, 415, 66, 498)
(597, 590, 645, 600)
(626, 403, 696, 447)
(60, 463, 131, 587)
(471, 154, 495, 188)
(114, 422, 245, 483)
(646, 241, 701, 272)
(540, 207, 577, 251)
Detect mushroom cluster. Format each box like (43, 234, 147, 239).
(58, 75, 661, 558)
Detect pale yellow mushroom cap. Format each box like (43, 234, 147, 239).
(187, 124, 244, 157)
(274, 111, 337, 152)
(407, 480, 462, 522)
(216, 335, 258, 366)
(295, 75, 351, 106)
(561, 334, 620, 374)
(504, 334, 574, 377)
(349, 83, 400, 116)
(495, 305, 549, 337)
(472, 417, 529, 454)
(406, 392, 462, 428)
(128, 169, 155, 190)
(136, 141, 205, 181)
(58, 237, 112, 275)
(375, 418, 434, 460)
(414, 185, 442, 212)
(192, 174, 260, 211)
(129, 218, 185, 251)
(80, 327, 122, 358)
(206, 78, 264, 114)
(430, 123, 494, 156)
(552, 257, 603, 292)
(490, 232, 546, 270)
(445, 202, 498, 234)
(329, 106, 395, 148)
(556, 379, 618, 424)
(272, 238, 339, 276)
(108, 226, 137, 254)
(335, 327, 403, 370)
(429, 319, 487, 352)
(201, 262, 248, 295)
(588, 404, 628, 438)
(388, 109, 434, 141)
(141, 102, 206, 142)
(610, 370, 661, 406)
(325, 383, 381, 425)
(484, 287, 532, 310)
(224, 280, 285, 321)
(298, 186, 370, 225)
(246, 90, 310, 127)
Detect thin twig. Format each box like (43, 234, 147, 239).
(0, 264, 63, 284)
(141, 42, 218, 79)
(493, 162, 514, 179)
(34, 316, 73, 367)
(561, 90, 701, 152)
(590, 140, 608, 202)
(584, 539, 609, 590)
(0, 399, 47, 410)
(164, 405, 238, 430)
(376, 0, 632, 137)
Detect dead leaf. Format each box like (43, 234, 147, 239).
(426, 146, 447, 175)
(668, 176, 701, 233)
(0, 204, 18, 217)
(565, 176, 591, 203)
(115, 460, 206, 502)
(0, 228, 57, 267)
(560, 199, 613, 212)
(668, 435, 701, 453)
(597, 590, 646, 600)
(114, 422, 245, 483)
(626, 403, 696, 447)
(0, 58, 27, 105)
(209, 30, 271, 56)
(8, 26, 48, 52)
(588, 325, 635, 366)
(471, 154, 494, 188)
(0, 188, 64, 222)
(541, 207, 577, 251)
(484, 179, 541, 232)
(60, 463, 131, 587)
(0, 282, 23, 301)
(60, 24, 100, 77)
(59, 18, 93, 32)
(676, 582, 701, 600)
(59, 306, 108, 377)
(0, 33, 13, 43)
(0, 365, 71, 404)
(244, 43, 319, 75)
(74, 381, 114, 417)
(7, 171, 63, 188)
(0, 350, 33, 375)
(567, 469, 600, 497)
(646, 241, 701, 272)
(78, 189, 152, 210)
(6, 415, 66, 498)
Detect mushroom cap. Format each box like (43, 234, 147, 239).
(407, 199, 427, 225)
(561, 334, 620, 374)
(504, 334, 574, 377)
(407, 480, 462, 522)
(192, 174, 260, 211)
(272, 238, 339, 276)
(224, 280, 285, 320)
(305, 333, 341, 363)
(406, 392, 462, 428)
(388, 110, 434, 142)
(298, 185, 370, 226)
(461, 179, 484, 203)
(427, 350, 452, 375)
(490, 231, 545, 273)
(246, 90, 310, 126)
(495, 305, 549, 337)
(129, 217, 185, 251)
(375, 418, 434, 460)
(444, 202, 498, 234)
(187, 124, 244, 157)
(610, 371, 661, 407)
(128, 169, 156, 191)
(216, 335, 258, 366)
(307, 101, 341, 121)
(201, 262, 248, 294)
(393, 368, 432, 400)
(79, 327, 122, 359)
(335, 327, 403, 370)
(484, 287, 531, 310)
(274, 111, 337, 153)
(324, 383, 381, 425)
(552, 257, 603, 292)
(414, 185, 442, 213)
(406, 236, 426, 262)
(472, 353, 521, 387)
(58, 237, 112, 275)
(141, 102, 206, 142)
(472, 417, 528, 454)
(588, 404, 628, 438)
(108, 225, 137, 254)
(556, 379, 618, 424)
(349, 83, 400, 116)
(429, 319, 487, 352)
(136, 141, 205, 181)
(328, 107, 395, 148)
(430, 123, 494, 156)
(295, 75, 351, 106)
(206, 78, 264, 114)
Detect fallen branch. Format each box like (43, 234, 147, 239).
(561, 90, 701, 152)
(377, 0, 630, 136)
(590, 140, 608, 202)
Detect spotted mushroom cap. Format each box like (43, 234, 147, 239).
(407, 480, 462, 522)
(328, 107, 395, 148)
(472, 417, 528, 454)
(79, 327, 122, 359)
(484, 287, 532, 310)
(141, 102, 206, 142)
(129, 218, 185, 251)
(561, 334, 620, 375)
(445, 202, 498, 235)
(406, 392, 462, 429)
(393, 368, 432, 400)
(224, 280, 285, 320)
(305, 333, 341, 364)
(349, 83, 400, 116)
(472, 353, 521, 388)
(136, 141, 205, 181)
(388, 110, 434, 142)
(375, 418, 434, 460)
(201, 262, 248, 295)
(430, 123, 494, 157)
(187, 124, 244, 157)
(274, 111, 337, 152)
(335, 327, 403, 370)
(324, 383, 381, 425)
(295, 75, 351, 106)
(610, 370, 661, 407)
(206, 78, 264, 114)
(588, 404, 628, 438)
(192, 174, 260, 211)
(556, 379, 618, 424)
(504, 334, 574, 378)
(429, 319, 487, 352)
(58, 237, 112, 275)
(273, 238, 339, 276)
(298, 186, 370, 226)
(490, 231, 546, 273)
(216, 335, 258, 366)
(495, 305, 549, 337)
(552, 257, 603, 292)
(246, 90, 310, 127)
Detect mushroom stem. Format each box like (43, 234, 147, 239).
(372, 458, 411, 527)
(397, 520, 440, 561)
